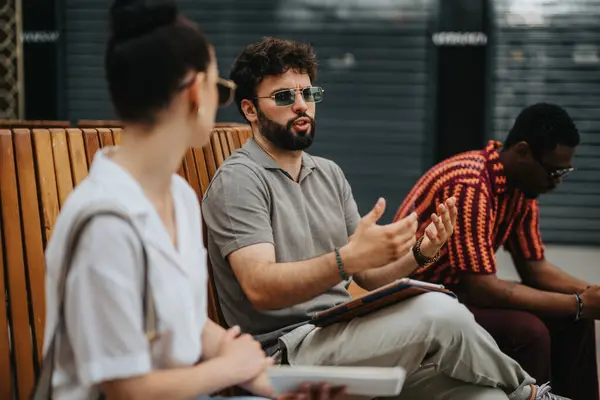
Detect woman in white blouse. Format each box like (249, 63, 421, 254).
(40, 1, 339, 399)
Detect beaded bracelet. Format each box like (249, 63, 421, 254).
(334, 247, 350, 280)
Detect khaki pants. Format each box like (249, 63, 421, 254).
(281, 292, 535, 400)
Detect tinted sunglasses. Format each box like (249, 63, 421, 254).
(256, 86, 324, 107)
(548, 167, 575, 180)
(530, 147, 575, 181)
(178, 76, 237, 108)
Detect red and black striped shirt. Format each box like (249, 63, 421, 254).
(394, 140, 545, 287)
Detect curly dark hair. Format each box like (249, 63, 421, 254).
(229, 37, 318, 120)
(504, 103, 580, 156)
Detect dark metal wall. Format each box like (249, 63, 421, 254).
(56, 0, 599, 243)
(62, 0, 437, 223)
(21, 0, 60, 119)
(491, 0, 600, 245)
(432, 0, 491, 162)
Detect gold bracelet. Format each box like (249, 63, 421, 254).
(412, 236, 441, 268)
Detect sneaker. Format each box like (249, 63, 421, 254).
(526, 383, 570, 400)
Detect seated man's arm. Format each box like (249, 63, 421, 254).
(504, 201, 589, 294)
(228, 243, 345, 310)
(449, 185, 577, 316)
(202, 165, 413, 311)
(463, 274, 578, 317)
(514, 258, 589, 294)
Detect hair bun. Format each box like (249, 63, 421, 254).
(109, 0, 178, 42)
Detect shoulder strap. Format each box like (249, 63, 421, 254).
(31, 205, 157, 400)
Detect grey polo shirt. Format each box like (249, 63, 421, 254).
(202, 138, 361, 354)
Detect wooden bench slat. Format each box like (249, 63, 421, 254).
(33, 130, 61, 244)
(66, 129, 89, 187)
(98, 128, 115, 148)
(210, 133, 225, 168)
(111, 128, 123, 145)
(183, 151, 201, 200)
(0, 130, 36, 399)
(202, 140, 218, 181)
(219, 130, 232, 159)
(216, 129, 227, 158)
(238, 128, 250, 146)
(0, 130, 16, 399)
(82, 129, 101, 167)
(191, 148, 211, 197)
(14, 130, 47, 364)
(223, 129, 233, 158)
(49, 129, 75, 208)
(226, 129, 237, 155)
(77, 120, 122, 129)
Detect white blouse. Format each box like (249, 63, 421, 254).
(43, 149, 208, 399)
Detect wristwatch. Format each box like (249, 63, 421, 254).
(575, 292, 584, 321)
(412, 236, 441, 268)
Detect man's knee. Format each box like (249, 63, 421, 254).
(506, 312, 550, 350)
(401, 365, 509, 400)
(414, 292, 477, 329)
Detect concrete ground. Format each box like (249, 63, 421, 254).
(495, 245, 600, 389)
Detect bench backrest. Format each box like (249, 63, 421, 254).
(0, 120, 71, 128)
(0, 125, 252, 399)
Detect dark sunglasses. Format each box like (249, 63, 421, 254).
(530, 147, 575, 181)
(256, 86, 324, 107)
(178, 76, 237, 108)
(548, 167, 575, 180)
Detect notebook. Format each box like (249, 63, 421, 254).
(267, 365, 406, 397)
(311, 278, 457, 327)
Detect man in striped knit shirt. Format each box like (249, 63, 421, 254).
(394, 103, 599, 400)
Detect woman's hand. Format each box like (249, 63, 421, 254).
(216, 325, 274, 384)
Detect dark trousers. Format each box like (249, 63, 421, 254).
(466, 305, 599, 400)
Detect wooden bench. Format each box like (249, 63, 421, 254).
(0, 120, 70, 129)
(0, 123, 365, 399)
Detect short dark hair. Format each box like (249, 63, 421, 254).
(229, 37, 318, 119)
(504, 103, 580, 156)
(106, 0, 212, 125)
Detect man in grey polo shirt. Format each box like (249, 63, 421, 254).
(202, 37, 567, 400)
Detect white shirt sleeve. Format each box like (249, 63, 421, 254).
(64, 214, 151, 385)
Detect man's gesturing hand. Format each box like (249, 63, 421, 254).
(342, 198, 418, 275)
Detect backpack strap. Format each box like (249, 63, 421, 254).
(32, 205, 157, 400)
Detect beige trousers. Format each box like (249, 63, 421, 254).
(282, 292, 535, 400)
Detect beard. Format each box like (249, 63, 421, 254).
(256, 108, 316, 151)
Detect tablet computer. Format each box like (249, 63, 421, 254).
(311, 278, 456, 327)
(267, 365, 407, 397)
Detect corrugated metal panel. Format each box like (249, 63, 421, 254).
(64, 1, 113, 119)
(64, 0, 435, 223)
(491, 0, 600, 245)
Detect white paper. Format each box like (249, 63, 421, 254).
(267, 365, 406, 397)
